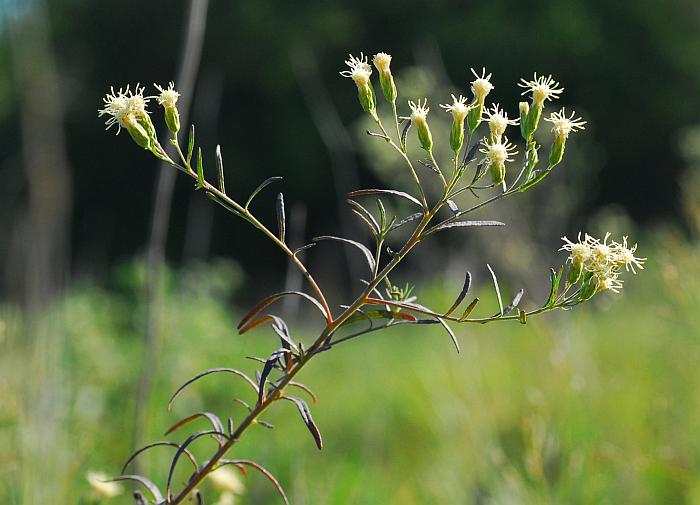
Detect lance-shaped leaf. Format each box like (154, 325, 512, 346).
(487, 264, 504, 316)
(401, 118, 412, 148)
(245, 176, 283, 210)
(258, 348, 290, 405)
(459, 298, 480, 321)
(347, 199, 380, 236)
(219, 460, 290, 505)
(390, 212, 423, 232)
(437, 317, 460, 353)
(426, 219, 505, 236)
(312, 235, 376, 272)
(168, 368, 258, 411)
(546, 266, 564, 307)
(196, 147, 205, 188)
(288, 381, 317, 403)
(502, 289, 524, 315)
(283, 396, 323, 450)
(348, 188, 423, 208)
(238, 291, 328, 333)
(215, 144, 226, 193)
(121, 441, 198, 475)
(166, 430, 227, 500)
(462, 141, 480, 166)
(344, 309, 417, 325)
(276, 193, 286, 242)
(109, 475, 163, 504)
(418, 159, 441, 175)
(471, 159, 487, 184)
(443, 271, 472, 317)
(165, 412, 227, 444)
(269, 315, 298, 353)
(187, 124, 195, 164)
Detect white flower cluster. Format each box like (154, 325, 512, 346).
(560, 233, 645, 293)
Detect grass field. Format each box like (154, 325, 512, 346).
(2, 231, 699, 504)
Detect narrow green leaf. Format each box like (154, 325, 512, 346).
(487, 263, 504, 316)
(459, 298, 480, 321)
(187, 124, 195, 164)
(245, 176, 283, 210)
(215, 144, 226, 193)
(196, 147, 205, 189)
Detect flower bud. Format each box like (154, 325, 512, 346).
(341, 53, 378, 120)
(519, 101, 531, 139)
(124, 114, 152, 150)
(567, 256, 583, 284)
(490, 160, 506, 184)
(373, 52, 397, 103)
(526, 100, 543, 136)
(440, 95, 470, 154)
(155, 82, 181, 134)
(549, 135, 565, 167)
(409, 99, 433, 152)
(450, 120, 465, 154)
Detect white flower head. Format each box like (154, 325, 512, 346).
(598, 273, 624, 293)
(480, 136, 518, 165)
(209, 466, 246, 494)
(154, 81, 180, 109)
(470, 67, 494, 103)
(372, 52, 392, 74)
(545, 108, 586, 140)
(340, 53, 372, 87)
(484, 103, 519, 140)
(440, 94, 471, 123)
(408, 98, 430, 126)
(611, 236, 646, 274)
(560, 233, 591, 265)
(86, 471, 123, 498)
(518, 73, 564, 105)
(99, 84, 149, 133)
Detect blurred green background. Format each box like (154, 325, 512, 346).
(2, 0, 700, 503)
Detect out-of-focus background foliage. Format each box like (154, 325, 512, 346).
(1, 0, 700, 503)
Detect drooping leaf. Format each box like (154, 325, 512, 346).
(287, 381, 318, 404)
(426, 220, 505, 236)
(121, 441, 197, 475)
(471, 159, 487, 184)
(164, 412, 227, 444)
(215, 144, 226, 193)
(347, 188, 423, 208)
(443, 271, 471, 317)
(417, 159, 441, 175)
(168, 368, 258, 411)
(218, 460, 290, 505)
(487, 264, 504, 316)
(238, 291, 328, 332)
(312, 235, 376, 272)
(276, 193, 286, 242)
(293, 243, 316, 256)
(347, 199, 380, 235)
(437, 317, 460, 353)
(245, 176, 283, 210)
(109, 475, 164, 504)
(283, 396, 323, 450)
